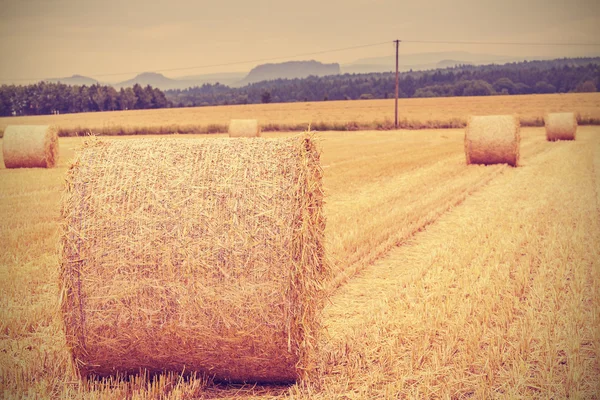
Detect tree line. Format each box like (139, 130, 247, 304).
(0, 82, 168, 116)
(166, 58, 599, 106)
(0, 57, 598, 117)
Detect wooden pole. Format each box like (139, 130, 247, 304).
(394, 39, 400, 129)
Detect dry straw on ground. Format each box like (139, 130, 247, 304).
(545, 112, 577, 141)
(228, 119, 261, 137)
(2, 125, 59, 168)
(464, 115, 520, 167)
(60, 135, 327, 384)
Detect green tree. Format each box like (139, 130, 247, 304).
(118, 87, 137, 110)
(414, 88, 437, 98)
(575, 80, 597, 92)
(133, 84, 152, 109)
(90, 84, 107, 111)
(261, 90, 271, 103)
(151, 87, 168, 108)
(534, 81, 556, 94)
(399, 75, 416, 97)
(104, 87, 118, 111)
(514, 83, 532, 95)
(462, 80, 495, 96)
(493, 78, 516, 94)
(0, 88, 11, 116)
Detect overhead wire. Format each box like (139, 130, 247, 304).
(2, 39, 599, 83)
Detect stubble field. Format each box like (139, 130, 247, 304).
(0, 93, 599, 135)
(0, 96, 599, 398)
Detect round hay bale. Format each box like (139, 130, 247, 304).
(544, 112, 577, 141)
(60, 136, 327, 384)
(2, 125, 59, 168)
(464, 115, 520, 167)
(228, 119, 261, 137)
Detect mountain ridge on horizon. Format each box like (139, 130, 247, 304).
(39, 52, 600, 91)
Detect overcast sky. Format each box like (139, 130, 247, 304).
(0, 0, 599, 83)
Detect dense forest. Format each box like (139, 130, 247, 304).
(0, 57, 598, 117)
(166, 58, 599, 107)
(0, 83, 168, 116)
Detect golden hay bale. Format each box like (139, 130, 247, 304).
(544, 112, 577, 141)
(60, 136, 327, 384)
(464, 115, 520, 167)
(2, 125, 59, 168)
(228, 119, 261, 137)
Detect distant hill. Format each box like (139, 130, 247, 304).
(177, 72, 246, 87)
(113, 72, 249, 90)
(436, 59, 473, 69)
(114, 72, 182, 90)
(239, 60, 340, 85)
(45, 74, 99, 86)
(342, 51, 527, 74)
(36, 52, 600, 92)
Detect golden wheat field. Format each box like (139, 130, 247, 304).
(0, 93, 599, 135)
(1, 100, 600, 398)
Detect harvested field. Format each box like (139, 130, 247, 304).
(1, 126, 599, 398)
(0, 93, 599, 136)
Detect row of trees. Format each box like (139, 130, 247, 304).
(166, 58, 599, 106)
(0, 82, 168, 116)
(0, 57, 598, 116)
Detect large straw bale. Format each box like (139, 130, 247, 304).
(2, 125, 59, 168)
(60, 136, 327, 384)
(229, 119, 261, 137)
(464, 115, 520, 167)
(544, 112, 577, 141)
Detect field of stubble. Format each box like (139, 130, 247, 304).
(1, 93, 599, 135)
(1, 125, 599, 398)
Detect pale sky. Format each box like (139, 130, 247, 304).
(0, 0, 599, 83)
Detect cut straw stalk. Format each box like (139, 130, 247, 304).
(464, 115, 520, 167)
(2, 125, 59, 168)
(60, 136, 327, 384)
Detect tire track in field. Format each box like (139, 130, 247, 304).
(326, 129, 549, 292)
(320, 133, 600, 398)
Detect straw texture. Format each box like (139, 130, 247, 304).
(2, 125, 59, 168)
(228, 119, 261, 137)
(544, 112, 577, 141)
(60, 136, 327, 384)
(464, 115, 520, 167)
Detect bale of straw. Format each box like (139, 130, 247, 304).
(2, 125, 59, 168)
(228, 119, 261, 137)
(544, 112, 577, 141)
(60, 136, 327, 383)
(464, 115, 520, 167)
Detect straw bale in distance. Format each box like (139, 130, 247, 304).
(229, 119, 261, 137)
(60, 136, 326, 384)
(2, 125, 59, 168)
(464, 115, 520, 167)
(544, 112, 577, 141)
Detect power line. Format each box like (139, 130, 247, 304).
(2, 38, 599, 83)
(0, 41, 391, 83)
(401, 39, 600, 46)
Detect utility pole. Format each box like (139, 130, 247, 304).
(394, 39, 400, 129)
